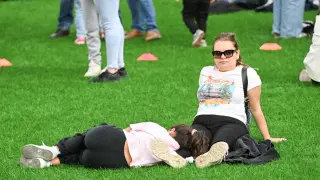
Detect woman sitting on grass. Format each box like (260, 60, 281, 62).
(20, 122, 208, 169)
(178, 32, 287, 168)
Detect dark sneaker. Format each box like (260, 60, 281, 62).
(50, 29, 70, 39)
(272, 32, 280, 39)
(118, 67, 128, 78)
(89, 70, 120, 83)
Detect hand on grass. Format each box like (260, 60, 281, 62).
(266, 137, 287, 143)
(125, 127, 132, 132)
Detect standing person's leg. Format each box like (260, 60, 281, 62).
(80, 125, 128, 169)
(182, 0, 204, 47)
(195, 0, 210, 47)
(280, 0, 305, 38)
(81, 0, 102, 77)
(125, 0, 144, 39)
(300, 14, 320, 84)
(50, 0, 75, 38)
(74, 0, 86, 45)
(272, 0, 281, 38)
(89, 0, 125, 83)
(140, 0, 162, 41)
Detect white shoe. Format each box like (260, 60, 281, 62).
(22, 144, 60, 161)
(20, 156, 50, 168)
(192, 30, 205, 47)
(195, 142, 229, 168)
(84, 61, 101, 77)
(200, 40, 207, 47)
(151, 139, 187, 168)
(299, 69, 312, 82)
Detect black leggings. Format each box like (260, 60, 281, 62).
(56, 123, 128, 169)
(177, 115, 248, 158)
(182, 0, 210, 38)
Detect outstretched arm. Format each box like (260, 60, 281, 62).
(248, 86, 287, 143)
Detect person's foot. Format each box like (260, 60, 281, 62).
(199, 39, 207, 48)
(49, 29, 70, 39)
(89, 70, 120, 83)
(100, 31, 105, 39)
(118, 67, 128, 78)
(296, 32, 308, 38)
(20, 156, 50, 168)
(74, 37, 86, 45)
(299, 69, 312, 82)
(151, 139, 187, 168)
(192, 30, 204, 47)
(84, 61, 101, 77)
(125, 29, 144, 39)
(22, 144, 59, 161)
(195, 142, 229, 168)
(145, 31, 162, 41)
(272, 32, 280, 39)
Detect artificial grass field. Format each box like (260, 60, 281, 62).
(0, 0, 319, 179)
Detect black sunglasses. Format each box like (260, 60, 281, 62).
(212, 50, 236, 58)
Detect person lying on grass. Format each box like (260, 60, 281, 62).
(177, 32, 287, 168)
(20, 122, 208, 169)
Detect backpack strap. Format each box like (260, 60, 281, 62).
(241, 66, 250, 128)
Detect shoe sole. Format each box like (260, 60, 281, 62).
(195, 142, 228, 168)
(151, 139, 186, 168)
(20, 156, 43, 168)
(192, 31, 204, 47)
(22, 144, 54, 161)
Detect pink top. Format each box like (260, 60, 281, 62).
(123, 122, 180, 167)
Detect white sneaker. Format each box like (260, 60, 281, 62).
(151, 139, 187, 168)
(84, 61, 101, 77)
(192, 30, 205, 47)
(20, 156, 50, 168)
(195, 142, 229, 168)
(296, 32, 308, 38)
(299, 69, 312, 82)
(200, 40, 207, 47)
(22, 144, 60, 161)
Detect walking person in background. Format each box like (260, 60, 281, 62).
(50, 0, 74, 39)
(177, 0, 215, 47)
(81, 0, 127, 82)
(125, 0, 162, 41)
(272, 0, 308, 38)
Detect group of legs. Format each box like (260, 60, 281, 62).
(177, 115, 248, 168)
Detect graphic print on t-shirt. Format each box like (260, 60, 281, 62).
(198, 75, 235, 107)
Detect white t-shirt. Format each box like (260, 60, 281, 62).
(196, 65, 262, 124)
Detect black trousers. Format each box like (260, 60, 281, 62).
(56, 123, 128, 169)
(182, 0, 210, 38)
(177, 115, 248, 158)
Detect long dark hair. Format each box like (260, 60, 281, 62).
(171, 124, 209, 157)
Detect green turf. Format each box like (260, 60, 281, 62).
(1, 0, 320, 179)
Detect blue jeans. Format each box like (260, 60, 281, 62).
(58, 0, 74, 30)
(127, 0, 159, 32)
(81, 0, 125, 69)
(272, 0, 305, 38)
(74, 0, 86, 37)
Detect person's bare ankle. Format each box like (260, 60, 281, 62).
(51, 157, 60, 166)
(108, 68, 118, 74)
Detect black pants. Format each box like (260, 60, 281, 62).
(177, 115, 248, 158)
(182, 0, 210, 38)
(56, 123, 128, 169)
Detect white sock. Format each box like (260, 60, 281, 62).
(50, 146, 61, 157)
